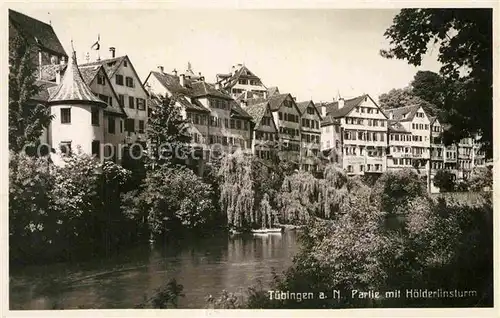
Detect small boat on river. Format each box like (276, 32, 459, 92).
(251, 228, 284, 235)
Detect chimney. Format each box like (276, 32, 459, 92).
(215, 82, 221, 90)
(293, 96, 297, 101)
(389, 112, 394, 120)
(109, 47, 116, 58)
(320, 105, 326, 118)
(56, 68, 61, 84)
(180, 74, 185, 87)
(231, 65, 235, 75)
(338, 97, 345, 109)
(263, 91, 268, 99)
(157, 65, 164, 74)
(172, 69, 177, 76)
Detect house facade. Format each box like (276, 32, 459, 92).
(246, 93, 302, 165)
(44, 51, 109, 163)
(322, 94, 388, 175)
(244, 101, 279, 163)
(319, 115, 342, 167)
(144, 66, 254, 160)
(81, 54, 149, 146)
(297, 100, 322, 172)
(216, 64, 268, 99)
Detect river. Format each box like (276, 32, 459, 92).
(9, 230, 300, 309)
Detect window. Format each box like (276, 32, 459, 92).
(125, 118, 135, 132)
(238, 79, 248, 85)
(120, 120, 123, 133)
(61, 108, 71, 124)
(123, 60, 128, 67)
(137, 98, 146, 110)
(230, 119, 235, 129)
(243, 121, 248, 130)
(116, 74, 124, 85)
(59, 141, 71, 155)
(118, 94, 125, 107)
(97, 74, 105, 85)
(91, 140, 100, 157)
(138, 120, 145, 133)
(91, 108, 99, 126)
(98, 94, 109, 104)
(108, 118, 115, 134)
(236, 120, 242, 130)
(125, 77, 134, 88)
(129, 96, 135, 109)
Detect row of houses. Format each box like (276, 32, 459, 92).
(10, 9, 487, 190)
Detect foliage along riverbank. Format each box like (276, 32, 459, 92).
(140, 168, 493, 309)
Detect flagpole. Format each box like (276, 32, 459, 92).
(97, 34, 100, 61)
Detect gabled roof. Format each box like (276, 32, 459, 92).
(148, 71, 190, 95)
(388, 120, 410, 133)
(321, 115, 341, 127)
(296, 100, 322, 118)
(80, 56, 126, 78)
(217, 65, 264, 89)
(324, 95, 367, 118)
(230, 100, 252, 119)
(190, 81, 233, 100)
(48, 51, 107, 107)
(383, 105, 420, 122)
(32, 80, 58, 102)
(246, 93, 293, 112)
(267, 86, 280, 96)
(244, 102, 269, 126)
(9, 9, 67, 57)
(324, 94, 387, 120)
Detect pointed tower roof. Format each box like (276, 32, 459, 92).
(48, 50, 107, 107)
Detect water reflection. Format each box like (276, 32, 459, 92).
(10, 231, 299, 309)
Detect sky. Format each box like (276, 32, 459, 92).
(11, 5, 443, 103)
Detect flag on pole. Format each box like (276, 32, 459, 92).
(91, 34, 100, 50)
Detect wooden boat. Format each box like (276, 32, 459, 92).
(251, 228, 284, 234)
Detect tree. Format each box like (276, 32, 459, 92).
(9, 31, 53, 153)
(218, 152, 255, 229)
(411, 71, 445, 111)
(381, 9, 493, 157)
(467, 167, 492, 191)
(130, 165, 216, 238)
(378, 87, 414, 109)
(146, 93, 192, 167)
(378, 77, 440, 116)
(433, 169, 456, 192)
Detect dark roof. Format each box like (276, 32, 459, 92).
(245, 102, 269, 126)
(246, 93, 291, 111)
(32, 80, 58, 102)
(296, 101, 311, 114)
(48, 52, 107, 107)
(267, 86, 280, 96)
(80, 56, 127, 78)
(230, 100, 252, 119)
(324, 95, 368, 118)
(78, 65, 101, 84)
(218, 65, 263, 89)
(384, 105, 420, 122)
(190, 81, 233, 100)
(9, 9, 67, 57)
(150, 71, 190, 95)
(148, 90, 209, 113)
(321, 115, 341, 127)
(39, 64, 63, 82)
(388, 120, 410, 133)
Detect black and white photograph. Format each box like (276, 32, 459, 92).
(5, 1, 496, 314)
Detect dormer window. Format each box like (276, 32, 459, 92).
(124, 60, 128, 67)
(97, 74, 105, 85)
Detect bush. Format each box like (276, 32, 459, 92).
(130, 164, 217, 238)
(433, 169, 456, 192)
(9, 152, 133, 264)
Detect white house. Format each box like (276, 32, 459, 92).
(45, 51, 108, 163)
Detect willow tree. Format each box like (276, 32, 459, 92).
(258, 193, 275, 229)
(218, 151, 255, 229)
(318, 165, 349, 219)
(278, 171, 319, 224)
